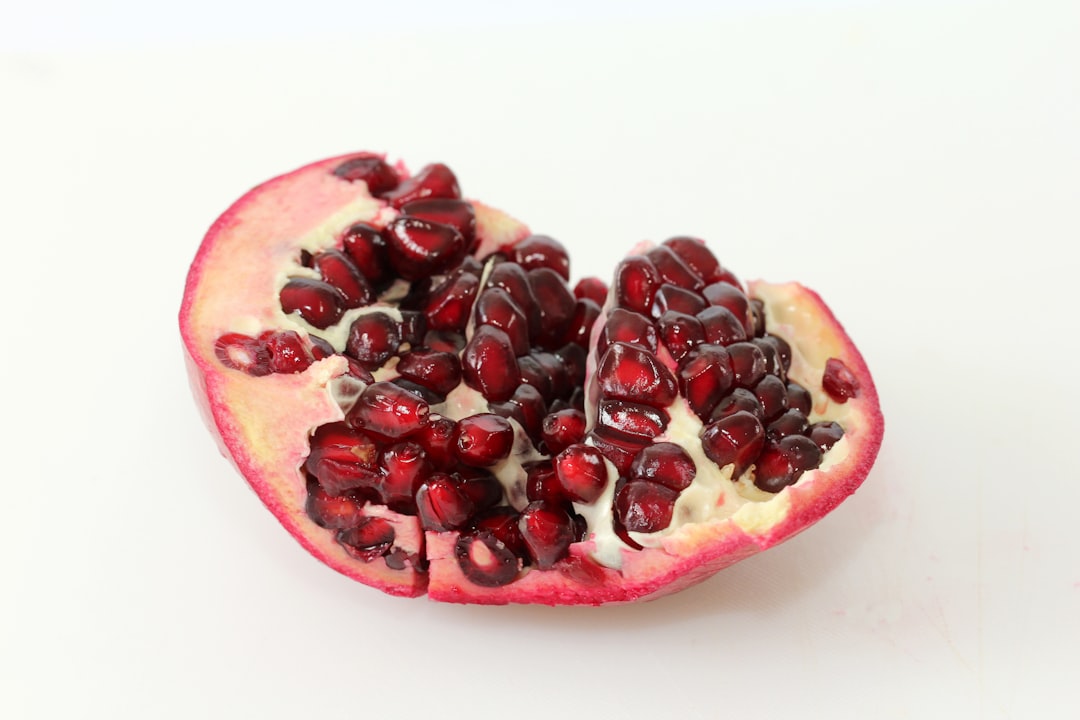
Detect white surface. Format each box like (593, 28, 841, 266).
(2, 1, 1078, 718)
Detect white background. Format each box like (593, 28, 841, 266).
(2, 1, 1078, 718)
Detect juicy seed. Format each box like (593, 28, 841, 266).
(215, 332, 272, 376)
(808, 421, 845, 453)
(661, 236, 721, 283)
(518, 502, 576, 569)
(554, 444, 609, 503)
(528, 267, 577, 349)
(766, 409, 810, 441)
(279, 278, 346, 329)
(486, 262, 541, 336)
(305, 422, 381, 489)
(347, 381, 430, 439)
(700, 410, 765, 478)
(541, 408, 587, 455)
(597, 400, 669, 443)
(424, 269, 480, 332)
(471, 506, 527, 557)
(378, 442, 431, 508)
(658, 311, 706, 363)
(573, 276, 609, 306)
(396, 349, 462, 395)
(702, 283, 753, 335)
(473, 287, 531, 356)
(412, 415, 458, 470)
(753, 374, 789, 421)
(629, 442, 696, 491)
(651, 284, 707, 318)
(697, 306, 748, 346)
(596, 342, 678, 409)
(489, 383, 548, 441)
(645, 245, 705, 291)
(753, 435, 823, 493)
(525, 460, 569, 505)
(710, 387, 765, 421)
(823, 357, 860, 403)
(305, 480, 366, 529)
(332, 154, 401, 195)
(380, 163, 461, 208)
(759, 334, 793, 372)
(345, 311, 401, 368)
(454, 414, 515, 467)
(786, 382, 814, 415)
(597, 308, 658, 358)
(615, 481, 679, 533)
(415, 473, 473, 531)
(263, 330, 315, 374)
(336, 516, 396, 562)
(678, 344, 734, 419)
(400, 198, 476, 248)
(562, 298, 602, 349)
(382, 216, 468, 281)
(512, 235, 571, 280)
(461, 326, 522, 402)
(455, 531, 521, 587)
(587, 430, 643, 476)
(341, 222, 390, 285)
(457, 473, 504, 511)
(750, 298, 767, 337)
(313, 249, 374, 308)
(614, 256, 662, 315)
(726, 341, 769, 388)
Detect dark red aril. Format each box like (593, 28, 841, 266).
(312, 249, 374, 309)
(396, 349, 462, 396)
(754, 435, 823, 493)
(473, 287, 531, 356)
(614, 256, 662, 316)
(615, 481, 679, 534)
(455, 531, 520, 588)
(215, 332, 272, 376)
(596, 400, 669, 443)
(677, 344, 734, 419)
(489, 384, 547, 442)
(702, 282, 752, 335)
(412, 415, 458, 470)
(346, 381, 430, 440)
(380, 163, 461, 208)
(456, 472, 504, 512)
(345, 311, 401, 369)
(561, 298, 602, 350)
(461, 326, 521, 403)
(524, 460, 568, 505)
(596, 342, 678, 409)
(332, 154, 401, 195)
(470, 506, 527, 557)
(766, 409, 810, 441)
(262, 330, 315, 374)
(629, 442, 696, 491)
(486, 262, 541, 337)
(305, 479, 367, 529)
(651, 284, 707, 318)
(541, 408, 587, 455)
(381, 216, 467, 281)
(645, 245, 705, 291)
(573, 276, 609, 306)
(279, 278, 345, 329)
(823, 357, 860, 403)
(701, 410, 766, 479)
(341, 222, 390, 285)
(726, 341, 769, 388)
(336, 516, 396, 562)
(454, 414, 515, 467)
(528, 267, 577, 349)
(809, 421, 845, 453)
(378, 442, 431, 508)
(657, 311, 706, 363)
(399, 198, 476, 248)
(424, 268, 480, 332)
(787, 382, 813, 415)
(697, 306, 748, 346)
(597, 308, 658, 358)
(512, 235, 571, 280)
(518, 502, 576, 569)
(753, 374, 789, 422)
(710, 387, 765, 422)
(415, 473, 473, 531)
(661, 236, 722, 284)
(554, 444, 609, 503)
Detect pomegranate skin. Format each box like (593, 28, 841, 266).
(181, 152, 884, 605)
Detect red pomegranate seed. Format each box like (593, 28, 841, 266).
(751, 338, 787, 380)
(455, 530, 521, 587)
(758, 334, 792, 372)
(753, 374, 789, 421)
(573, 276, 609, 306)
(766, 409, 810, 442)
(528, 267, 577, 349)
(343, 357, 376, 384)
(399, 310, 426, 348)
(471, 506, 527, 556)
(754, 435, 823, 493)
(646, 245, 705, 292)
(541, 408, 587, 455)
(396, 349, 462, 395)
(702, 283, 752, 335)
(462, 326, 521, 402)
(309, 335, 335, 360)
(554, 444, 608, 503)
(518, 502, 576, 569)
(532, 351, 573, 400)
(341, 222, 390, 285)
(416, 473, 473, 531)
(332, 154, 400, 195)
(587, 429, 642, 476)
(454, 414, 514, 467)
(596, 342, 678, 409)
(678, 344, 734, 419)
(556, 343, 587, 388)
(596, 400, 669, 443)
(306, 422, 379, 474)
(423, 330, 465, 355)
(510, 234, 571, 280)
(629, 443, 696, 491)
(749, 298, 767, 337)
(412, 415, 457, 470)
(701, 410, 765, 478)
(336, 516, 396, 562)
(726, 341, 768, 388)
(424, 269, 479, 332)
(376, 442, 431, 508)
(261, 330, 315, 374)
(524, 460, 568, 505)
(382, 216, 467, 281)
(651, 284, 707, 318)
(710, 387, 765, 422)
(516, 355, 551, 400)
(597, 307, 658, 358)
(561, 298, 602, 349)
(279, 278, 345, 329)
(822, 357, 860, 403)
(808, 421, 845, 453)
(305, 480, 367, 529)
(614, 256, 662, 315)
(662, 236, 721, 284)
(784, 382, 812, 415)
(215, 332, 272, 376)
(393, 377, 444, 404)
(486, 262, 541, 335)
(347, 381, 430, 439)
(380, 163, 461, 208)
(657, 311, 706, 363)
(400, 198, 476, 248)
(697, 306, 748, 346)
(345, 311, 401, 368)
(615, 481, 679, 533)
(489, 384, 547, 442)
(313, 249, 374, 309)
(473, 287, 530, 356)
(457, 472, 504, 511)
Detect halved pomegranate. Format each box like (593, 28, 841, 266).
(180, 151, 884, 605)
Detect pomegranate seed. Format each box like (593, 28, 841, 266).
(615, 481, 678, 533)
(471, 506, 527, 556)
(347, 381, 430, 439)
(343, 357, 376, 384)
(678, 344, 734, 419)
(516, 355, 551, 399)
(382, 216, 467, 281)
(786, 382, 813, 415)
(702, 283, 752, 335)
(423, 330, 466, 355)
(556, 343, 587, 388)
(454, 414, 514, 467)
(629, 443, 696, 491)
(309, 335, 335, 360)
(597, 400, 669, 443)
(614, 256, 662, 315)
(541, 408, 587, 455)
(646, 245, 705, 291)
(530, 351, 571, 400)
(587, 429, 642, 476)
(528, 267, 577, 349)
(823, 357, 860, 402)
(341, 222, 390, 285)
(262, 330, 315, 374)
(398, 276, 432, 312)
(524, 460, 569, 505)
(215, 332, 272, 376)
(710, 387, 765, 421)
(396, 349, 462, 395)
(462, 326, 521, 402)
(473, 288, 530, 356)
(573, 276, 609, 306)
(554, 444, 608, 503)
(657, 311, 706, 362)
(809, 421, 845, 453)
(312, 459, 383, 497)
(753, 374, 789, 421)
(280, 278, 345, 329)
(509, 234, 571, 280)
(305, 480, 366, 529)
(392, 377, 445, 404)
(754, 435, 823, 493)
(749, 298, 767, 337)
(518, 502, 575, 569)
(455, 530, 521, 587)
(416, 473, 473, 531)
(424, 268, 479, 332)
(306, 422, 379, 474)
(400, 198, 476, 248)
(751, 337, 787, 381)
(332, 154, 400, 195)
(313, 249, 373, 309)
(399, 310, 426, 348)
(561, 298, 602, 349)
(766, 409, 810, 441)
(486, 262, 541, 336)
(758, 334, 792, 372)
(596, 342, 678, 408)
(597, 308, 658, 358)
(489, 384, 547, 441)
(336, 516, 396, 562)
(651, 284, 707, 318)
(726, 341, 768, 388)
(412, 415, 457, 470)
(345, 311, 401, 368)
(662, 236, 721, 284)
(701, 410, 765, 478)
(697, 306, 748, 346)
(381, 163, 461, 208)
(378, 442, 431, 508)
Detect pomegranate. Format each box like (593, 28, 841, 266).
(180, 151, 884, 605)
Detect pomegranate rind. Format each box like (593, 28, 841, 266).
(426, 281, 883, 605)
(180, 154, 528, 598)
